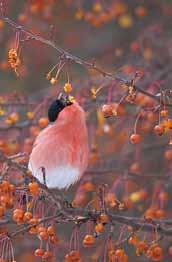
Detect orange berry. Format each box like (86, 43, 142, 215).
(145, 208, 156, 219)
(128, 235, 140, 246)
(83, 181, 95, 192)
(102, 103, 126, 118)
(154, 125, 164, 136)
(34, 248, 44, 257)
(155, 209, 165, 219)
(50, 77, 58, 85)
(18, 14, 28, 23)
(30, 126, 40, 136)
(29, 217, 39, 225)
(27, 111, 34, 120)
(37, 226, 47, 234)
(29, 182, 40, 196)
(165, 149, 172, 160)
(42, 251, 53, 259)
(39, 231, 49, 241)
(38, 117, 49, 129)
(64, 83, 72, 93)
(118, 14, 133, 28)
(13, 208, 24, 220)
(67, 250, 81, 261)
(135, 6, 147, 17)
(93, 2, 102, 12)
(50, 235, 59, 245)
(29, 227, 38, 234)
(102, 104, 113, 117)
(130, 162, 141, 174)
(83, 234, 95, 247)
(111, 103, 126, 116)
(150, 245, 163, 261)
(9, 112, 20, 124)
(108, 249, 116, 261)
(130, 133, 142, 144)
(47, 225, 56, 236)
(99, 213, 109, 224)
(95, 223, 104, 233)
(23, 211, 33, 222)
(160, 109, 168, 118)
(137, 241, 149, 252)
(115, 248, 125, 258)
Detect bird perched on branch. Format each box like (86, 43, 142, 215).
(28, 93, 89, 189)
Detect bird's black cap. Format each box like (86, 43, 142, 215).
(48, 93, 73, 122)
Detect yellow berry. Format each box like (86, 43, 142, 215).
(64, 83, 72, 93)
(27, 111, 34, 120)
(50, 77, 58, 85)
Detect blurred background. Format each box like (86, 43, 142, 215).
(1, 0, 172, 261)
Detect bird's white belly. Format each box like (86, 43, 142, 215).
(28, 162, 80, 189)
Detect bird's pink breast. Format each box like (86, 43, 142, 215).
(28, 103, 89, 189)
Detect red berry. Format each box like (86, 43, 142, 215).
(130, 133, 142, 144)
(154, 125, 164, 136)
(34, 248, 44, 257)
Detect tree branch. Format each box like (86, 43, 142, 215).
(1, 15, 172, 107)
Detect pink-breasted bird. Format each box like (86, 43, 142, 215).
(28, 93, 89, 189)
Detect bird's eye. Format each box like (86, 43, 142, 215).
(48, 100, 65, 122)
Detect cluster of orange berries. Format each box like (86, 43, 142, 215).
(33, 223, 59, 246)
(75, 2, 147, 27)
(5, 112, 20, 125)
(75, 2, 127, 27)
(145, 208, 165, 220)
(0, 180, 16, 217)
(82, 213, 109, 248)
(12, 184, 40, 225)
(108, 248, 128, 262)
(8, 49, 21, 75)
(0, 139, 20, 155)
(153, 109, 172, 136)
(4, 111, 47, 128)
(129, 235, 163, 261)
(34, 225, 58, 259)
(29, 0, 55, 19)
(12, 208, 59, 248)
(129, 108, 172, 145)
